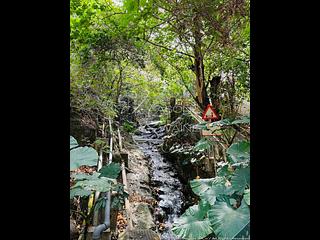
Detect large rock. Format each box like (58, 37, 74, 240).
(132, 203, 155, 229)
(70, 218, 78, 240)
(70, 107, 98, 145)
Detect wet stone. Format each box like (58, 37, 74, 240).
(133, 123, 185, 240)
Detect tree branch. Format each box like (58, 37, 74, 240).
(204, 36, 215, 57)
(159, 54, 202, 108)
(141, 37, 194, 58)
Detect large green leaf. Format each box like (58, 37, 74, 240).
(216, 194, 237, 208)
(209, 116, 250, 128)
(193, 122, 208, 130)
(190, 178, 214, 196)
(199, 199, 211, 216)
(181, 200, 211, 220)
(227, 141, 250, 164)
(182, 204, 203, 217)
(230, 167, 250, 194)
(70, 146, 98, 170)
(193, 138, 213, 151)
(244, 189, 250, 205)
(195, 116, 250, 131)
(70, 186, 91, 199)
(70, 136, 78, 150)
(171, 188, 219, 239)
(98, 162, 121, 179)
(190, 177, 232, 206)
(70, 172, 116, 198)
(235, 221, 250, 239)
(217, 164, 234, 177)
(210, 118, 233, 127)
(208, 201, 250, 239)
(231, 115, 250, 125)
(94, 196, 107, 212)
(71, 177, 113, 193)
(172, 215, 214, 240)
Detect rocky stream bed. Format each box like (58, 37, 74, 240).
(124, 121, 187, 239)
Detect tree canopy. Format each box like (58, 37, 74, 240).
(71, 0, 250, 120)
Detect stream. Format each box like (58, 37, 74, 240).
(133, 122, 184, 240)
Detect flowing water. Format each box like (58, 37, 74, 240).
(133, 122, 184, 240)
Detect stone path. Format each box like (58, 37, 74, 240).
(119, 142, 160, 240)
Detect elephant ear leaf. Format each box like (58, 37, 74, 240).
(71, 177, 113, 193)
(193, 138, 213, 151)
(172, 217, 213, 240)
(208, 200, 250, 239)
(172, 200, 214, 239)
(70, 146, 98, 170)
(99, 162, 121, 179)
(70, 187, 91, 199)
(244, 189, 250, 205)
(230, 167, 250, 194)
(231, 115, 250, 125)
(190, 177, 232, 206)
(227, 141, 250, 164)
(70, 136, 78, 150)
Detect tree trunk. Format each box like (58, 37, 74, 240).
(193, 14, 209, 110)
(209, 75, 221, 112)
(170, 97, 177, 122)
(194, 50, 209, 109)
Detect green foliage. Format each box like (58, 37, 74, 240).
(122, 121, 135, 133)
(70, 187, 92, 199)
(70, 146, 99, 171)
(172, 215, 214, 240)
(70, 0, 250, 125)
(209, 115, 250, 128)
(230, 167, 250, 194)
(93, 138, 109, 153)
(190, 177, 232, 206)
(72, 172, 101, 180)
(193, 138, 214, 152)
(208, 200, 250, 239)
(194, 116, 250, 135)
(227, 140, 250, 165)
(217, 164, 234, 177)
(70, 168, 120, 199)
(94, 196, 106, 212)
(70, 136, 120, 199)
(71, 176, 115, 195)
(244, 189, 250, 205)
(70, 135, 99, 170)
(111, 183, 129, 210)
(186, 137, 215, 165)
(70, 0, 146, 118)
(173, 139, 250, 239)
(89, 183, 129, 212)
(98, 162, 121, 179)
(70, 136, 78, 149)
(232, 115, 250, 125)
